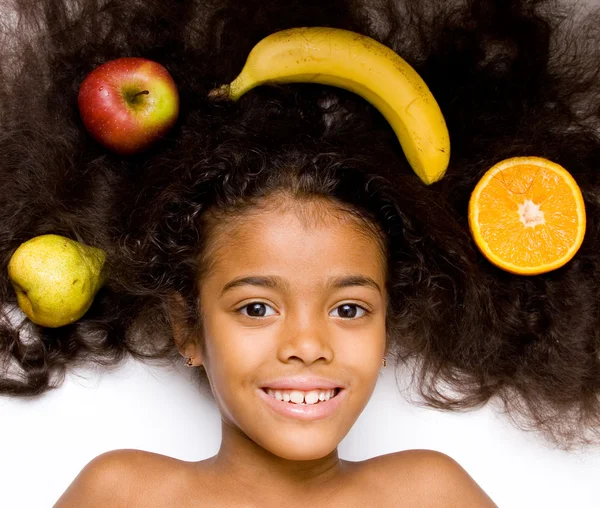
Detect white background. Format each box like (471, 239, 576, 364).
(1, 357, 599, 507)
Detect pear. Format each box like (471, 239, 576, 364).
(7, 234, 106, 328)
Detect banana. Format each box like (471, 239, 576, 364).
(209, 27, 450, 185)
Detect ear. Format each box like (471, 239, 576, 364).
(167, 292, 203, 366)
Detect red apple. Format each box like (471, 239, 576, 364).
(78, 57, 179, 154)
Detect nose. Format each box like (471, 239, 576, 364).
(277, 307, 334, 365)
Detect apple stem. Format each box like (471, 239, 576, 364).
(133, 90, 150, 98)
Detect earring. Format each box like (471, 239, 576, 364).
(382, 357, 387, 368)
(185, 357, 194, 367)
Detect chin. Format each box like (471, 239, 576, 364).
(269, 442, 339, 462)
(252, 430, 343, 461)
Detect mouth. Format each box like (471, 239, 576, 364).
(258, 387, 345, 421)
(261, 387, 342, 405)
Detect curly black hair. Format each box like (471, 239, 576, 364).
(1, 0, 600, 450)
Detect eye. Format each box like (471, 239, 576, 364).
(237, 302, 277, 318)
(330, 303, 369, 319)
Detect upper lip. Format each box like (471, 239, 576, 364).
(260, 376, 345, 391)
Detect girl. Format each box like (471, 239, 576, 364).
(1, 0, 599, 505)
(57, 176, 497, 506)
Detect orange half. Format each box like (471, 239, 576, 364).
(468, 156, 586, 275)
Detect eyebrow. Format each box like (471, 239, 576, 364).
(220, 274, 382, 297)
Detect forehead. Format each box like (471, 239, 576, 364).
(204, 198, 386, 284)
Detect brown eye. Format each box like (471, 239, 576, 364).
(331, 304, 368, 319)
(238, 302, 276, 318)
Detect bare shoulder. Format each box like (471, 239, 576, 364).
(358, 449, 497, 508)
(53, 449, 191, 508)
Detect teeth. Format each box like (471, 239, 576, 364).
(305, 391, 319, 404)
(290, 391, 304, 404)
(266, 388, 337, 404)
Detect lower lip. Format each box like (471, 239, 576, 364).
(257, 388, 346, 421)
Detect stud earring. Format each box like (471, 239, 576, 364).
(382, 357, 387, 368)
(185, 357, 194, 367)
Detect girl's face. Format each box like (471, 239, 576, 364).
(194, 197, 387, 460)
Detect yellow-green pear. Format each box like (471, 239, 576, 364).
(7, 234, 106, 328)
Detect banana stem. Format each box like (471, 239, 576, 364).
(207, 84, 232, 102)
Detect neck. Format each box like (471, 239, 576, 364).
(208, 420, 348, 493)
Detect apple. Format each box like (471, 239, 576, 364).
(8, 234, 106, 328)
(78, 57, 179, 154)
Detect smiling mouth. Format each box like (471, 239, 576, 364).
(261, 388, 342, 405)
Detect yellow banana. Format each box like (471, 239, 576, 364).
(209, 27, 450, 184)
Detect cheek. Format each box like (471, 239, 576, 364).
(338, 322, 387, 389)
(338, 316, 386, 358)
(202, 318, 273, 395)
